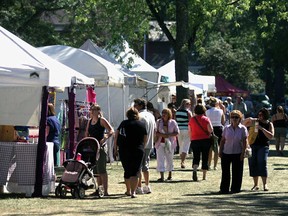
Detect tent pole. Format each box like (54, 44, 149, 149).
(33, 86, 49, 197)
(68, 87, 76, 159)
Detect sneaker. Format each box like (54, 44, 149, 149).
(136, 187, 144, 194)
(143, 185, 152, 194)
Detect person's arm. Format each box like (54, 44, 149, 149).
(100, 118, 115, 145)
(258, 122, 274, 140)
(46, 125, 50, 137)
(221, 113, 225, 125)
(240, 136, 248, 161)
(207, 120, 213, 134)
(114, 130, 119, 159)
(219, 136, 226, 158)
(242, 117, 256, 127)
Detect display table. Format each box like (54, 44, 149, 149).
(0, 142, 55, 197)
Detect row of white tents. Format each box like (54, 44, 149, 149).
(0, 24, 217, 139)
(38, 41, 216, 129)
(0, 25, 215, 196)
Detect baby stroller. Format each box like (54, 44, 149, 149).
(55, 137, 104, 199)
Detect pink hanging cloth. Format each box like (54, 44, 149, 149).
(86, 86, 96, 103)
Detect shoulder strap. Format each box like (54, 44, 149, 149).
(194, 116, 210, 136)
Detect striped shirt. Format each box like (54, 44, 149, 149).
(176, 109, 189, 130)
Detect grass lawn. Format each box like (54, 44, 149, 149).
(0, 145, 288, 216)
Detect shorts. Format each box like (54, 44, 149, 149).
(140, 149, 151, 172)
(274, 127, 287, 138)
(93, 146, 107, 174)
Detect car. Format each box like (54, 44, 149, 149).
(250, 94, 272, 113)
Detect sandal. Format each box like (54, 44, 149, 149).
(251, 186, 259, 191)
(125, 191, 131, 196)
(167, 176, 172, 181)
(157, 178, 164, 182)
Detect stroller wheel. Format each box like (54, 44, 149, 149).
(55, 186, 61, 197)
(78, 187, 85, 199)
(74, 186, 85, 199)
(60, 186, 67, 198)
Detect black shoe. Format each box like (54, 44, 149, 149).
(167, 176, 172, 181)
(192, 171, 198, 181)
(157, 178, 164, 182)
(219, 190, 229, 194)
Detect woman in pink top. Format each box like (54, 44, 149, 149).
(155, 108, 179, 182)
(219, 110, 248, 194)
(188, 104, 213, 181)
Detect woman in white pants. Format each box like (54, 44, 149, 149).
(155, 108, 179, 181)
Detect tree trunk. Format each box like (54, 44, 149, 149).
(274, 64, 285, 105)
(175, 0, 189, 106)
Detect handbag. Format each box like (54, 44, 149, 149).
(117, 126, 126, 147)
(194, 117, 218, 152)
(244, 146, 252, 158)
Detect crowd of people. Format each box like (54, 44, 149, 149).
(54, 95, 286, 198)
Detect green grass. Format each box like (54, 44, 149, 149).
(1, 145, 288, 216)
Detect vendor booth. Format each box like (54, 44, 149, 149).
(0, 26, 94, 197)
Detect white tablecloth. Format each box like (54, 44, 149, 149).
(0, 142, 55, 197)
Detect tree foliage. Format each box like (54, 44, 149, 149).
(0, 0, 287, 104)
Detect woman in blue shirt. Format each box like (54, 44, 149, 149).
(46, 103, 61, 166)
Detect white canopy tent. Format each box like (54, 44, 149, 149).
(0, 26, 94, 126)
(38, 45, 130, 129)
(158, 60, 216, 98)
(80, 39, 158, 107)
(0, 26, 94, 197)
(108, 40, 159, 106)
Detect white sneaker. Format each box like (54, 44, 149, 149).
(143, 185, 152, 194)
(136, 187, 144, 194)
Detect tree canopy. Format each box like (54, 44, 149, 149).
(0, 0, 287, 105)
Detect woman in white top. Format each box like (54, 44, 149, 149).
(205, 97, 225, 170)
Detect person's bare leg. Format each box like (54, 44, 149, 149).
(208, 148, 212, 169)
(214, 152, 218, 170)
(251, 176, 259, 190)
(99, 173, 108, 195)
(143, 170, 149, 186)
(124, 178, 131, 195)
(130, 176, 139, 198)
(262, 176, 268, 191)
(180, 152, 187, 167)
(202, 170, 207, 180)
(280, 137, 285, 152)
(137, 173, 143, 188)
(275, 137, 280, 154)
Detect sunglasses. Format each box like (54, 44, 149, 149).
(231, 116, 240, 119)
